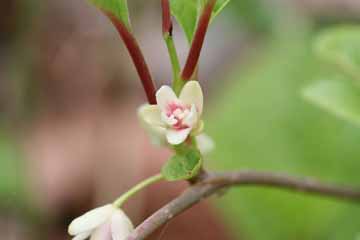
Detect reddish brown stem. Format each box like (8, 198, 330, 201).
(181, 0, 216, 81)
(107, 13, 157, 104)
(161, 0, 172, 36)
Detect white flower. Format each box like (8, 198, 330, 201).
(139, 81, 204, 145)
(68, 204, 133, 240)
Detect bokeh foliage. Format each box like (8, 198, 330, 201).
(304, 26, 360, 127)
(208, 38, 360, 239)
(207, 2, 360, 238)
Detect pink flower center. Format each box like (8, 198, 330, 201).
(165, 102, 191, 130)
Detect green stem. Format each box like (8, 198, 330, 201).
(164, 34, 184, 95)
(113, 174, 164, 208)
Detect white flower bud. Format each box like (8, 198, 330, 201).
(68, 204, 133, 240)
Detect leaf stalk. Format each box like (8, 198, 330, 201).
(181, 0, 216, 81)
(107, 13, 157, 104)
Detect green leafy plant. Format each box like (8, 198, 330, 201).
(85, 0, 230, 183)
(68, 2, 228, 238)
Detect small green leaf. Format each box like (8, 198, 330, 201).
(314, 26, 360, 81)
(303, 78, 360, 126)
(170, 0, 231, 43)
(89, 0, 131, 29)
(162, 147, 202, 181)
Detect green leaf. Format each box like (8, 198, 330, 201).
(89, 0, 131, 29)
(170, 0, 198, 43)
(303, 78, 360, 126)
(314, 26, 360, 81)
(162, 147, 202, 181)
(170, 0, 231, 43)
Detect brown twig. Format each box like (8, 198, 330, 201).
(126, 170, 360, 240)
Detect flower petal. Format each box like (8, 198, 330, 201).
(191, 120, 204, 136)
(196, 134, 215, 155)
(156, 85, 178, 112)
(179, 81, 203, 115)
(68, 204, 115, 236)
(148, 128, 167, 146)
(111, 209, 134, 240)
(72, 231, 92, 240)
(90, 221, 112, 240)
(138, 105, 167, 145)
(183, 104, 198, 127)
(138, 104, 164, 127)
(166, 128, 192, 145)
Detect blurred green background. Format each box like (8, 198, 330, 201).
(208, 38, 360, 239)
(1, 0, 360, 239)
